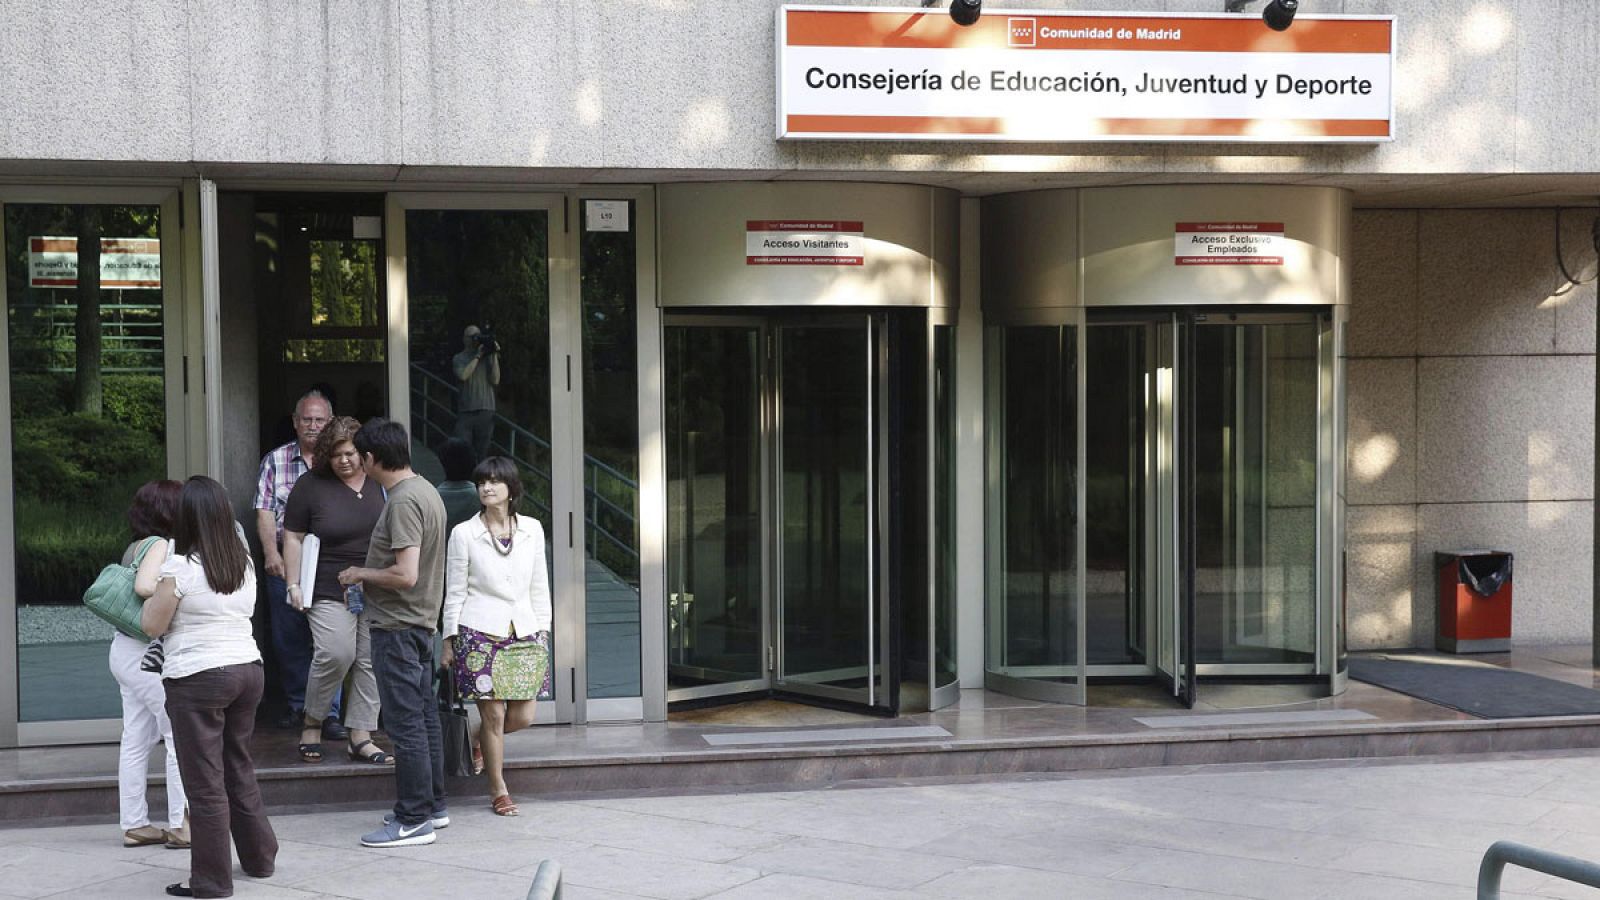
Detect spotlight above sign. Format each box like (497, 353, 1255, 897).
(776, 5, 1394, 143)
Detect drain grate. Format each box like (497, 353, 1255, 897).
(1133, 709, 1378, 729)
(702, 725, 952, 746)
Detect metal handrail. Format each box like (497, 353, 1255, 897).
(525, 859, 563, 900)
(1478, 841, 1600, 898)
(11, 300, 165, 376)
(408, 363, 639, 568)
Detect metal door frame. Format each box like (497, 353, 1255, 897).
(0, 185, 193, 747)
(384, 192, 577, 726)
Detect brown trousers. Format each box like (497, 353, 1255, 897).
(164, 662, 278, 899)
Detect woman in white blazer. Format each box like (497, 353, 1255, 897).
(440, 456, 553, 817)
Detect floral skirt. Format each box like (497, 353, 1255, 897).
(453, 627, 552, 702)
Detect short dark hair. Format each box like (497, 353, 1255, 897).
(128, 480, 182, 541)
(471, 456, 523, 510)
(353, 417, 411, 471)
(175, 476, 251, 595)
(439, 437, 477, 482)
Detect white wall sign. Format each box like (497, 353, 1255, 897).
(745, 220, 864, 266)
(1174, 222, 1285, 266)
(778, 6, 1395, 143)
(28, 236, 162, 289)
(585, 200, 630, 233)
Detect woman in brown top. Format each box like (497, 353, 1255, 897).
(282, 417, 391, 765)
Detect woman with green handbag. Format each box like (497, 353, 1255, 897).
(112, 480, 189, 849)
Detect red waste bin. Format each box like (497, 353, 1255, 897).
(1435, 550, 1513, 653)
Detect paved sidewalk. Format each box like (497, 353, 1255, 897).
(9, 750, 1600, 898)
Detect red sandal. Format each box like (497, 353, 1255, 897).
(490, 793, 520, 816)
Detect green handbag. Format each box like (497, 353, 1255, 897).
(83, 536, 162, 643)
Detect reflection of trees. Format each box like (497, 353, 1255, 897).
(3, 204, 166, 606)
(73, 207, 103, 415)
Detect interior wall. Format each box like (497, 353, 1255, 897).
(1345, 208, 1598, 649)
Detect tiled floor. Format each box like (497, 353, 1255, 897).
(9, 748, 1600, 898)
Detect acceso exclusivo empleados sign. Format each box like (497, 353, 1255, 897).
(777, 6, 1394, 142)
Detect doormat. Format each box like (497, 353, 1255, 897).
(1348, 655, 1600, 718)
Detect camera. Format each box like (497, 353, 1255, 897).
(473, 328, 498, 353)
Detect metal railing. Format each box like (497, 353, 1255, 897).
(10, 301, 164, 374)
(409, 364, 639, 571)
(1478, 841, 1600, 898)
(526, 860, 563, 900)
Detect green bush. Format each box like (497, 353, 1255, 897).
(7, 373, 165, 436)
(7, 373, 71, 421)
(12, 414, 164, 505)
(14, 493, 130, 606)
(102, 375, 165, 434)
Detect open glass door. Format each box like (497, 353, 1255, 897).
(1158, 310, 1325, 707)
(774, 318, 889, 712)
(665, 319, 768, 702)
(387, 194, 575, 724)
(983, 316, 1085, 704)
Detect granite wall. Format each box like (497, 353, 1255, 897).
(0, 0, 1594, 179)
(1346, 208, 1598, 648)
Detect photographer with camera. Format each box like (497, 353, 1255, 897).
(451, 325, 500, 459)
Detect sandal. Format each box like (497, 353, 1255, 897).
(472, 747, 484, 776)
(348, 739, 394, 766)
(491, 793, 520, 817)
(297, 743, 323, 763)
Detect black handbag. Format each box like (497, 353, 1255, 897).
(438, 667, 475, 777)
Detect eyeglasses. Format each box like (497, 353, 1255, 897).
(296, 416, 330, 426)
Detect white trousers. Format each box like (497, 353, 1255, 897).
(110, 633, 186, 830)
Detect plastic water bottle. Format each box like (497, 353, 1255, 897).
(345, 583, 365, 615)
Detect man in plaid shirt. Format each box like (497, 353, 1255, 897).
(254, 390, 342, 733)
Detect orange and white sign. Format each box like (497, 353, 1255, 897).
(746, 220, 865, 266)
(778, 6, 1394, 142)
(28, 236, 162, 289)
(1175, 222, 1285, 265)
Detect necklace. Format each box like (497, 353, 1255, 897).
(484, 513, 515, 556)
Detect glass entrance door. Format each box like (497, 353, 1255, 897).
(1158, 311, 1325, 706)
(991, 308, 1331, 708)
(665, 320, 767, 700)
(387, 194, 575, 724)
(2, 192, 186, 742)
(665, 315, 892, 714)
(774, 321, 882, 708)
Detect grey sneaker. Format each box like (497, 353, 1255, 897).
(360, 817, 435, 848)
(382, 810, 449, 829)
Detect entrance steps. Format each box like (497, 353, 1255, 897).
(8, 687, 1600, 824)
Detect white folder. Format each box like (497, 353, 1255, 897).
(297, 534, 321, 609)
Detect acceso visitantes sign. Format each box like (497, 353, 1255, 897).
(777, 6, 1395, 142)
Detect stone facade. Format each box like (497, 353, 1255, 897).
(1346, 209, 1597, 648)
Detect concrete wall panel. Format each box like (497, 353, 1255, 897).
(1415, 501, 1592, 647)
(1513, 1, 1600, 173)
(1416, 355, 1594, 504)
(1417, 210, 1569, 357)
(0, 0, 191, 163)
(1553, 211, 1599, 355)
(0, 1, 1589, 180)
(1347, 210, 1417, 359)
(1346, 504, 1417, 650)
(1347, 358, 1416, 506)
(189, 0, 401, 165)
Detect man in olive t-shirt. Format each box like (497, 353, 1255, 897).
(338, 419, 449, 849)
